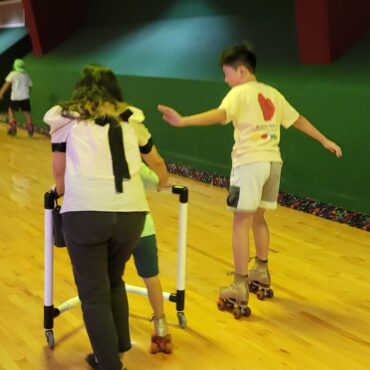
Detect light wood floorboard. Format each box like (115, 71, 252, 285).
(0, 123, 369, 370)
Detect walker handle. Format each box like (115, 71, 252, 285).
(172, 185, 188, 203)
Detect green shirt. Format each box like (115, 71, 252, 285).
(140, 163, 159, 237)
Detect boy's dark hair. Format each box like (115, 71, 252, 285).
(219, 41, 257, 73)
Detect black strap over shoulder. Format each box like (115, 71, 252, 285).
(140, 137, 154, 154)
(96, 115, 130, 193)
(119, 109, 133, 122)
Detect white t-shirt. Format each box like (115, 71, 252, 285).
(44, 105, 149, 214)
(219, 81, 299, 167)
(125, 106, 152, 151)
(5, 71, 32, 101)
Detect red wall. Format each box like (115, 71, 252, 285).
(295, 0, 370, 64)
(328, 0, 370, 59)
(22, 0, 86, 55)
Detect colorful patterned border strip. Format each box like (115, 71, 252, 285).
(167, 162, 369, 232)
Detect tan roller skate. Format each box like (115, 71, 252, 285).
(248, 257, 274, 300)
(150, 314, 172, 354)
(217, 273, 251, 319)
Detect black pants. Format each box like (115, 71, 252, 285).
(62, 211, 146, 370)
(9, 99, 31, 112)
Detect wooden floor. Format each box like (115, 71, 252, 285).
(0, 123, 369, 370)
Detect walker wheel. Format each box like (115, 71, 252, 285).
(45, 330, 55, 349)
(177, 312, 187, 328)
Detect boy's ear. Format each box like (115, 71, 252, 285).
(236, 65, 244, 75)
(239, 64, 250, 75)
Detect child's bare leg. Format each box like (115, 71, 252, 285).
(232, 211, 254, 276)
(8, 107, 15, 123)
(8, 107, 17, 135)
(143, 276, 164, 318)
(252, 207, 269, 260)
(24, 111, 32, 125)
(24, 111, 33, 136)
(218, 212, 253, 315)
(144, 275, 170, 350)
(249, 207, 273, 298)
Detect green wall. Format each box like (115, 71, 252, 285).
(3, 0, 369, 213)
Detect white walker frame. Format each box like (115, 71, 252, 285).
(43, 186, 189, 349)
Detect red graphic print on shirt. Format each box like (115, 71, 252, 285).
(258, 93, 275, 121)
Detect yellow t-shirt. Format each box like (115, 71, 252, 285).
(219, 81, 299, 167)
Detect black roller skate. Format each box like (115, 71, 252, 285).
(248, 257, 274, 300)
(7, 121, 17, 136)
(150, 314, 172, 354)
(217, 273, 251, 319)
(26, 123, 34, 137)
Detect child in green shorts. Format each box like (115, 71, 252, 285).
(135, 163, 171, 352)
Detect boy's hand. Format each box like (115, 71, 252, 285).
(322, 139, 342, 158)
(158, 105, 183, 127)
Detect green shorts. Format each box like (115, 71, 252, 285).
(133, 234, 159, 278)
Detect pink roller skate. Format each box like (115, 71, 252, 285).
(7, 121, 17, 136)
(150, 315, 172, 354)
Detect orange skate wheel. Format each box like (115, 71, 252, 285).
(150, 342, 158, 354)
(256, 290, 265, 300)
(217, 298, 225, 311)
(243, 307, 252, 317)
(232, 307, 242, 319)
(164, 341, 173, 354)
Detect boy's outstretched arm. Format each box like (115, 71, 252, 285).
(293, 115, 342, 158)
(158, 104, 226, 127)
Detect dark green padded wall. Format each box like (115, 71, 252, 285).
(16, 0, 370, 213)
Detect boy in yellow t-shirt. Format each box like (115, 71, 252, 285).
(158, 41, 342, 315)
